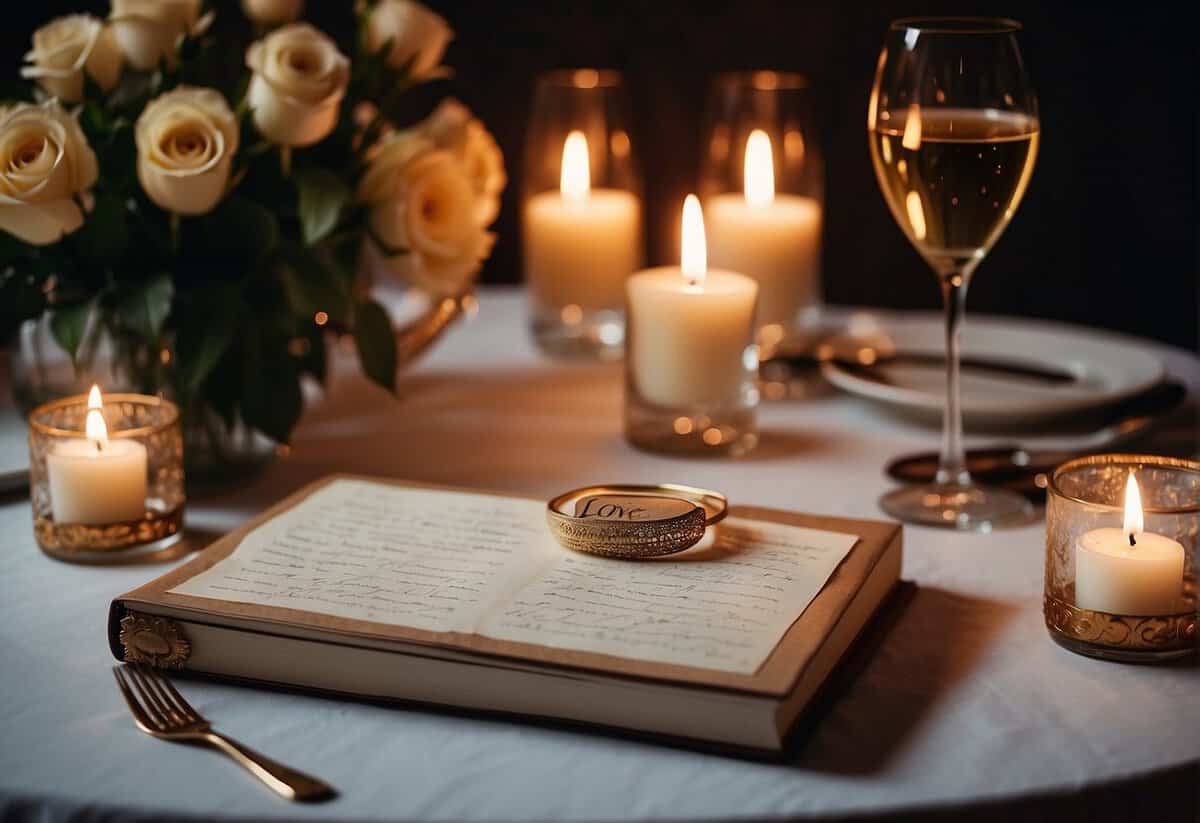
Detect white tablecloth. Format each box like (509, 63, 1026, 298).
(2, 288, 1198, 822)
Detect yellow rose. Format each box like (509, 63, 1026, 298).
(21, 15, 123, 103)
(365, 0, 453, 80)
(246, 23, 350, 147)
(135, 86, 238, 215)
(0, 101, 99, 245)
(108, 0, 210, 71)
(241, 0, 303, 26)
(421, 99, 505, 227)
(359, 134, 493, 296)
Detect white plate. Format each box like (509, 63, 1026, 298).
(820, 315, 1165, 428)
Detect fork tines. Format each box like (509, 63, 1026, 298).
(113, 663, 203, 732)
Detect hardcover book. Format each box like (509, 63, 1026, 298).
(109, 475, 902, 754)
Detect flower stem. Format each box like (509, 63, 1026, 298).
(280, 144, 293, 177)
(169, 212, 181, 253)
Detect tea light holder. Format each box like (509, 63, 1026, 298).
(1044, 454, 1198, 663)
(29, 392, 185, 563)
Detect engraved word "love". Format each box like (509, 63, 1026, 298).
(573, 494, 696, 522)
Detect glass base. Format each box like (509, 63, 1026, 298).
(1048, 631, 1196, 664)
(531, 305, 624, 362)
(625, 400, 757, 458)
(879, 482, 1035, 531)
(34, 503, 185, 564)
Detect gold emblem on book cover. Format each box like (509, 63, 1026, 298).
(119, 612, 191, 668)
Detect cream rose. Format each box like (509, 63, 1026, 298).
(135, 87, 238, 215)
(359, 133, 493, 296)
(246, 23, 350, 147)
(365, 0, 453, 80)
(0, 101, 99, 245)
(22, 15, 123, 103)
(421, 99, 505, 226)
(241, 0, 303, 26)
(108, 0, 211, 71)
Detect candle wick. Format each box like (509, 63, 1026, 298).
(1128, 532, 1136, 547)
(95, 440, 103, 454)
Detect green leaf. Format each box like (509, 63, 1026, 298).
(280, 247, 352, 324)
(174, 289, 237, 393)
(353, 298, 396, 393)
(295, 168, 351, 246)
(49, 300, 95, 363)
(240, 328, 304, 443)
(194, 195, 280, 264)
(78, 194, 129, 262)
(116, 274, 173, 343)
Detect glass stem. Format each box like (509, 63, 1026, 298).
(937, 271, 970, 487)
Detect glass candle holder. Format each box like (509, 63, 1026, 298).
(624, 196, 759, 458)
(1044, 454, 1198, 663)
(700, 71, 824, 357)
(29, 393, 185, 563)
(523, 69, 643, 360)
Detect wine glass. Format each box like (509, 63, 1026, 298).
(868, 18, 1039, 529)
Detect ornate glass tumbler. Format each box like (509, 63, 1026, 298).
(29, 391, 185, 563)
(1044, 454, 1197, 663)
(523, 69, 643, 360)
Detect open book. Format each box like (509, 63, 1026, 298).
(109, 476, 902, 754)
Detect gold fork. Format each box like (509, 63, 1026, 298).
(113, 663, 336, 802)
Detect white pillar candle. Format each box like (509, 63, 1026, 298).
(524, 131, 641, 311)
(706, 130, 822, 332)
(1075, 471, 1185, 616)
(46, 386, 147, 525)
(626, 195, 758, 407)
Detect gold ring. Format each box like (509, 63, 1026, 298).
(546, 484, 727, 559)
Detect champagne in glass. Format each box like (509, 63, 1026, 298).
(868, 19, 1039, 529)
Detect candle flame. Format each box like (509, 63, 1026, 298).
(560, 130, 590, 202)
(744, 129, 775, 207)
(680, 194, 707, 287)
(902, 104, 922, 150)
(85, 384, 107, 449)
(1123, 470, 1143, 539)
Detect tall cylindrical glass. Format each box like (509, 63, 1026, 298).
(523, 69, 643, 360)
(700, 71, 824, 357)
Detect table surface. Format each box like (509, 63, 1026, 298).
(2, 288, 1198, 822)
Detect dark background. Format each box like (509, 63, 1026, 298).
(6, 1, 1196, 350)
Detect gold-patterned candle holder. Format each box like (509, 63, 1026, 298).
(29, 393, 185, 563)
(1044, 454, 1198, 663)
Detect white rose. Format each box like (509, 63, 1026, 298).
(0, 101, 99, 245)
(359, 134, 493, 296)
(365, 0, 453, 80)
(246, 23, 350, 147)
(135, 86, 238, 215)
(241, 0, 303, 26)
(421, 99, 505, 226)
(21, 15, 123, 103)
(109, 0, 210, 71)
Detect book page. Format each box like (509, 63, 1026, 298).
(171, 479, 559, 633)
(171, 479, 858, 674)
(479, 518, 858, 674)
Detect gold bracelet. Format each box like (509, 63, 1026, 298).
(546, 483, 727, 559)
